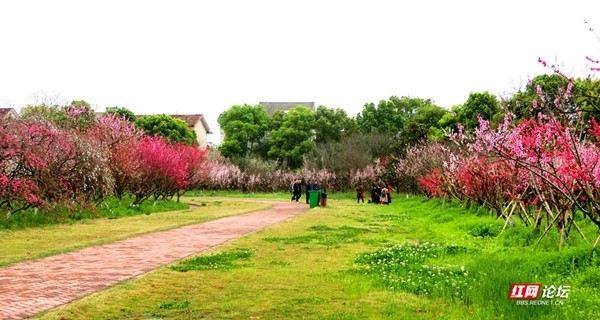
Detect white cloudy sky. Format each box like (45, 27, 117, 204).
(1, 0, 599, 143)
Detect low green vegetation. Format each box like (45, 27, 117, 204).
(0, 198, 269, 267)
(157, 299, 191, 310)
(184, 190, 291, 199)
(98, 196, 190, 218)
(0, 196, 189, 230)
(354, 242, 471, 300)
(170, 248, 252, 272)
(38, 195, 600, 319)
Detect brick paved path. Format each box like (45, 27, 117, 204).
(0, 200, 308, 319)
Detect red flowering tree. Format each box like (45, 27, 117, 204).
(0, 120, 46, 215)
(173, 144, 210, 201)
(124, 136, 209, 205)
(467, 79, 600, 246)
(0, 117, 111, 215)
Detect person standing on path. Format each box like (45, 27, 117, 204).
(356, 184, 365, 203)
(290, 179, 299, 202)
(292, 179, 302, 202)
(386, 183, 394, 204)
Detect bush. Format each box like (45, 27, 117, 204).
(468, 222, 502, 238)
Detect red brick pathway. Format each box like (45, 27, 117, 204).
(0, 200, 309, 319)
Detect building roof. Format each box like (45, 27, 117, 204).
(170, 114, 212, 134)
(259, 102, 315, 115)
(0, 108, 18, 119)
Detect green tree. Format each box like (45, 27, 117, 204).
(356, 97, 405, 134)
(506, 74, 600, 122)
(575, 76, 600, 116)
(505, 74, 569, 120)
(399, 104, 448, 146)
(356, 96, 437, 136)
(217, 104, 270, 159)
(314, 105, 357, 144)
(268, 106, 316, 169)
(432, 105, 461, 139)
(457, 92, 499, 131)
(135, 114, 197, 145)
(106, 106, 136, 122)
(270, 110, 285, 131)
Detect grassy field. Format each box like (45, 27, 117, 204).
(36, 195, 600, 319)
(0, 198, 269, 267)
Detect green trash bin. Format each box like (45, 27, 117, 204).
(309, 190, 321, 208)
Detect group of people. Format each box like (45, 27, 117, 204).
(291, 179, 392, 205)
(290, 179, 321, 204)
(356, 184, 393, 205)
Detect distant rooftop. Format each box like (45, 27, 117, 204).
(259, 102, 315, 115)
(170, 114, 212, 134)
(135, 113, 212, 134)
(0, 108, 18, 119)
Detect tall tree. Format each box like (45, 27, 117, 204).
(505, 74, 569, 120)
(217, 104, 270, 159)
(436, 105, 462, 138)
(270, 110, 285, 131)
(314, 105, 357, 144)
(456, 92, 499, 131)
(268, 106, 316, 169)
(400, 104, 448, 147)
(575, 76, 600, 117)
(135, 114, 197, 146)
(356, 97, 404, 134)
(356, 96, 436, 136)
(505, 74, 600, 122)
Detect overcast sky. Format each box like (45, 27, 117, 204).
(1, 0, 599, 143)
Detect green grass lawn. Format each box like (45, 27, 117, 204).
(0, 198, 269, 267)
(35, 194, 600, 320)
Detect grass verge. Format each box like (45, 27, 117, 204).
(0, 196, 190, 230)
(0, 198, 269, 267)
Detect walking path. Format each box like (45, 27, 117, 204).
(0, 200, 309, 319)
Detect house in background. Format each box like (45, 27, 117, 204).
(0, 108, 19, 120)
(259, 102, 315, 115)
(170, 114, 212, 147)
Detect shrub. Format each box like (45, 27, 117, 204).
(468, 222, 502, 238)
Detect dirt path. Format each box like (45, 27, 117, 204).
(0, 200, 309, 319)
